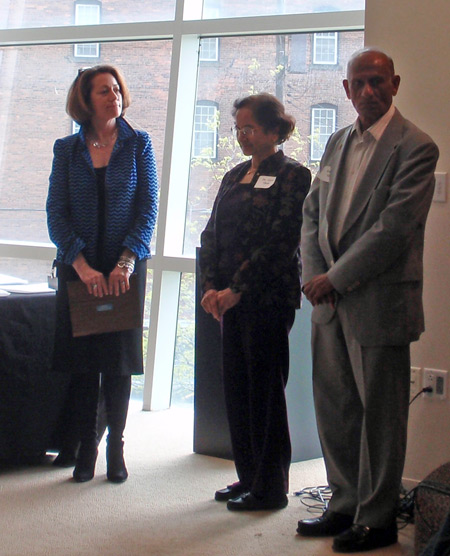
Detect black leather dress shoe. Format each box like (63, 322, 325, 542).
(215, 482, 248, 501)
(297, 510, 354, 537)
(227, 492, 288, 511)
(332, 523, 398, 553)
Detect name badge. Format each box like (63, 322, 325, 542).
(254, 175, 276, 189)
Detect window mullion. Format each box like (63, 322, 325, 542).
(143, 16, 199, 410)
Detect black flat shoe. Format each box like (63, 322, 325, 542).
(215, 482, 248, 501)
(297, 510, 354, 537)
(332, 523, 398, 553)
(227, 492, 288, 511)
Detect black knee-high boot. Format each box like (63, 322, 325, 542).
(52, 375, 81, 467)
(73, 373, 100, 483)
(103, 375, 131, 483)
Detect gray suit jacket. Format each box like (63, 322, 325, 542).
(301, 108, 439, 346)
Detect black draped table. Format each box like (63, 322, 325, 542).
(0, 292, 70, 463)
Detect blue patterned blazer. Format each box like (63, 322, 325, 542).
(47, 116, 158, 269)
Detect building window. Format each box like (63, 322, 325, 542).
(199, 37, 219, 62)
(193, 102, 218, 159)
(313, 32, 337, 65)
(288, 34, 307, 73)
(311, 105, 336, 160)
(74, 2, 101, 58)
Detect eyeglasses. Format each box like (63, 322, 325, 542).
(232, 125, 256, 138)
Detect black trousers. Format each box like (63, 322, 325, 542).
(221, 302, 295, 499)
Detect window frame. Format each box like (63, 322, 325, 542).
(310, 104, 337, 161)
(74, 0, 101, 59)
(199, 37, 219, 62)
(313, 32, 338, 65)
(0, 5, 364, 411)
(192, 101, 218, 159)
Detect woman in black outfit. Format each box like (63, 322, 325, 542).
(199, 93, 311, 510)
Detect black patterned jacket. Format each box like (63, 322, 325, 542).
(199, 151, 311, 309)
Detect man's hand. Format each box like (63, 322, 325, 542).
(302, 274, 335, 307)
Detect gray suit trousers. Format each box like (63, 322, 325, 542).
(311, 302, 410, 528)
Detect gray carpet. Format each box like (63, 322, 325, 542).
(0, 405, 414, 556)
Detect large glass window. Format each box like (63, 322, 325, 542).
(0, 0, 176, 29)
(0, 257, 49, 282)
(171, 273, 195, 407)
(0, 1, 364, 411)
(0, 41, 170, 257)
(202, 0, 364, 19)
(131, 269, 153, 402)
(183, 31, 364, 257)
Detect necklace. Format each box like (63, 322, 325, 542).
(246, 167, 257, 175)
(88, 129, 118, 149)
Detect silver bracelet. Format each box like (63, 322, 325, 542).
(117, 257, 135, 273)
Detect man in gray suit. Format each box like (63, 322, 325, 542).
(297, 48, 439, 552)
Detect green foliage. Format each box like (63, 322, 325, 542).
(270, 64, 285, 78)
(248, 58, 261, 73)
(172, 273, 195, 406)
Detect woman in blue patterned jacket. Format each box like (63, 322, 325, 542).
(47, 65, 158, 483)
(199, 94, 311, 511)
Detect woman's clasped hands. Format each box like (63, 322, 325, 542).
(72, 254, 131, 298)
(201, 288, 242, 321)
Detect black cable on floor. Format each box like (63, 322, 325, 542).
(293, 485, 331, 514)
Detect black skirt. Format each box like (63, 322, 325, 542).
(52, 259, 147, 376)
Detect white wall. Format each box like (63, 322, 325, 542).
(365, 0, 450, 484)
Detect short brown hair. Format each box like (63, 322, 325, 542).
(232, 93, 295, 144)
(66, 64, 131, 125)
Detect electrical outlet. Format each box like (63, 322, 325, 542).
(410, 366, 422, 400)
(422, 368, 448, 400)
